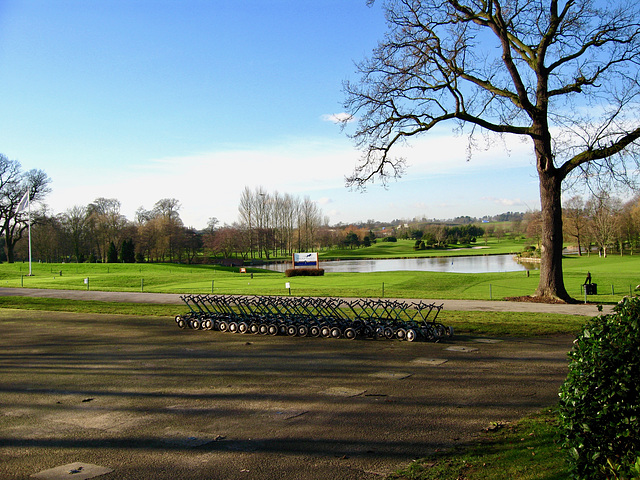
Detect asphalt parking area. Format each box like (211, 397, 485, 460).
(0, 309, 573, 480)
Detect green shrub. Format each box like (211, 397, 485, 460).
(602, 456, 640, 480)
(284, 268, 325, 277)
(558, 296, 640, 479)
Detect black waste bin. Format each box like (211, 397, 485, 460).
(585, 283, 597, 295)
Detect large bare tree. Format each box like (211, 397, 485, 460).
(0, 154, 51, 263)
(343, 0, 640, 301)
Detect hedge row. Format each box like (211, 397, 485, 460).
(284, 268, 325, 277)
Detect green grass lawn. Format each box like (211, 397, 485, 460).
(0, 296, 589, 337)
(2, 251, 638, 303)
(321, 237, 526, 259)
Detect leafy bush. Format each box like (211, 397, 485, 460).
(382, 236, 397, 242)
(559, 296, 640, 479)
(285, 268, 325, 277)
(602, 456, 640, 480)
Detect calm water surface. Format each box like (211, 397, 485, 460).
(266, 254, 538, 274)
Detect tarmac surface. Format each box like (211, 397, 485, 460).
(0, 288, 604, 479)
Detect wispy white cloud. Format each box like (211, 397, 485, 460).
(48, 138, 361, 228)
(481, 196, 528, 207)
(321, 112, 354, 124)
(391, 130, 535, 176)
(46, 130, 540, 228)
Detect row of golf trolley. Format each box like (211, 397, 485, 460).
(174, 294, 453, 342)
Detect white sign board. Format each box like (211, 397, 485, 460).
(293, 252, 318, 267)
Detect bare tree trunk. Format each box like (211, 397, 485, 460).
(577, 237, 582, 256)
(536, 167, 572, 301)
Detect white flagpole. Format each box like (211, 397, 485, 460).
(28, 192, 32, 276)
(16, 190, 33, 275)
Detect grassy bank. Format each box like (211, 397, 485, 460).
(389, 408, 568, 480)
(2, 252, 639, 302)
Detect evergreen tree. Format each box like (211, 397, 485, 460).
(107, 241, 118, 263)
(119, 238, 136, 263)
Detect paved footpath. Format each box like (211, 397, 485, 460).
(0, 287, 613, 316)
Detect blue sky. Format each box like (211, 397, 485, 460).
(0, 0, 540, 228)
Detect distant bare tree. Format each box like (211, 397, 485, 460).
(86, 198, 128, 262)
(297, 196, 324, 251)
(630, 196, 640, 253)
(587, 192, 621, 257)
(563, 196, 588, 255)
(238, 186, 258, 258)
(524, 211, 542, 249)
(60, 205, 89, 262)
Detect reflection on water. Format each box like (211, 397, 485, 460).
(265, 254, 538, 274)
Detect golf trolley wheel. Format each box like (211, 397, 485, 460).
(228, 322, 238, 333)
(279, 324, 288, 335)
(202, 319, 213, 330)
(343, 327, 357, 340)
(176, 318, 187, 329)
(330, 326, 342, 339)
(447, 326, 454, 337)
(238, 322, 249, 334)
(286, 325, 298, 336)
(190, 319, 201, 330)
(395, 328, 407, 340)
(405, 328, 417, 342)
(320, 325, 332, 338)
(249, 323, 260, 334)
(268, 324, 279, 335)
(384, 327, 395, 339)
(421, 325, 436, 341)
(297, 324, 309, 337)
(218, 320, 228, 332)
(259, 323, 269, 335)
(175, 315, 183, 324)
(309, 325, 321, 337)
(434, 323, 447, 338)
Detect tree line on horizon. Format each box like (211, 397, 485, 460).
(5, 191, 510, 264)
(9, 190, 640, 265)
(3, 153, 640, 264)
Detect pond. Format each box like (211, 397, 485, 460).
(264, 254, 539, 274)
